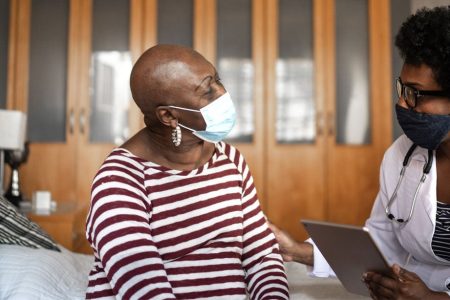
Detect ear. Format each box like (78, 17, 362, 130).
(155, 107, 178, 128)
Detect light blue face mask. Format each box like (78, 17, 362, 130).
(168, 92, 236, 143)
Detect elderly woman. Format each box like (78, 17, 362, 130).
(270, 6, 450, 300)
(85, 45, 289, 299)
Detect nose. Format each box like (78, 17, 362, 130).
(213, 83, 226, 101)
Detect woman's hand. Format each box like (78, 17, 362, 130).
(268, 223, 313, 265)
(363, 264, 449, 300)
(268, 223, 297, 262)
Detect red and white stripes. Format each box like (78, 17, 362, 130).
(86, 142, 289, 299)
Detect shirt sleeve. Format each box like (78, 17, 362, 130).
(304, 238, 336, 278)
(238, 156, 289, 300)
(86, 155, 176, 300)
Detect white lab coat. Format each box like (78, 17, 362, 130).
(309, 135, 450, 294)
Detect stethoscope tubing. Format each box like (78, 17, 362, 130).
(385, 144, 433, 224)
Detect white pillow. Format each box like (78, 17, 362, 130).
(0, 245, 93, 300)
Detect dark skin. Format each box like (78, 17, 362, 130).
(270, 63, 450, 299)
(122, 45, 226, 171)
(364, 264, 447, 300)
(396, 63, 450, 204)
(363, 63, 450, 300)
(268, 223, 314, 266)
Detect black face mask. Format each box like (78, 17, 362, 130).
(395, 104, 450, 150)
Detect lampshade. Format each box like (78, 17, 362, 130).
(0, 109, 27, 150)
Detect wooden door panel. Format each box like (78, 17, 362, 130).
(22, 145, 77, 203)
(17, 0, 78, 204)
(73, 0, 146, 254)
(264, 0, 327, 241)
(11, 0, 394, 250)
(266, 146, 326, 240)
(327, 148, 381, 225)
(326, 0, 392, 225)
(205, 0, 266, 202)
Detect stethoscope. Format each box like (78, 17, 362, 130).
(385, 144, 434, 224)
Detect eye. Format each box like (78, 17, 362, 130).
(198, 77, 213, 95)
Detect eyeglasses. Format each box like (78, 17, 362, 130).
(396, 78, 450, 108)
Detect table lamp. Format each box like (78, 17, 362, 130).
(0, 109, 27, 205)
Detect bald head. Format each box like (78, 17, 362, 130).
(130, 44, 209, 115)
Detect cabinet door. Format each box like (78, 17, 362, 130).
(17, 0, 78, 203)
(200, 0, 266, 201)
(265, 0, 326, 239)
(76, 0, 197, 206)
(326, 0, 391, 225)
(156, 0, 194, 47)
(76, 0, 143, 206)
(0, 0, 9, 109)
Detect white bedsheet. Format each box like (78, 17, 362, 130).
(0, 245, 93, 300)
(0, 245, 371, 300)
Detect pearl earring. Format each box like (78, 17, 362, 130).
(172, 125, 181, 147)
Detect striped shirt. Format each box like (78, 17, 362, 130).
(431, 201, 450, 262)
(85, 142, 289, 300)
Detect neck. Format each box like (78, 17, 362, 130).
(437, 138, 450, 161)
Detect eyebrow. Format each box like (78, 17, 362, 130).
(195, 75, 214, 91)
(404, 81, 423, 87)
(400, 77, 428, 89)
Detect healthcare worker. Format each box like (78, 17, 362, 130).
(270, 6, 450, 299)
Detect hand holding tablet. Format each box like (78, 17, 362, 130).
(301, 219, 393, 296)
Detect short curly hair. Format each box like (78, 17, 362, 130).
(395, 6, 450, 92)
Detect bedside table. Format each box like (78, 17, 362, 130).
(25, 202, 84, 251)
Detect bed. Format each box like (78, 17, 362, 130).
(0, 245, 93, 299)
(0, 249, 370, 300)
(0, 195, 93, 299)
(0, 248, 369, 300)
(0, 196, 369, 299)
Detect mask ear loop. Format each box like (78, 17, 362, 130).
(162, 105, 202, 135)
(167, 105, 200, 113)
(178, 123, 196, 132)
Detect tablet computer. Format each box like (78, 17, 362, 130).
(301, 219, 392, 296)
